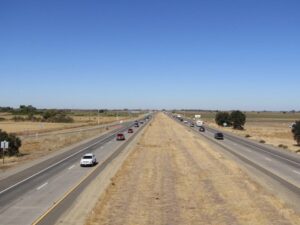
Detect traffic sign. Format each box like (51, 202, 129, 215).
(1, 141, 9, 149)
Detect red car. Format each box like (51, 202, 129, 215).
(116, 133, 125, 141)
(128, 128, 134, 133)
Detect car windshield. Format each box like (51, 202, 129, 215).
(83, 155, 92, 159)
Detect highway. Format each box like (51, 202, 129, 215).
(169, 114, 300, 202)
(0, 116, 151, 225)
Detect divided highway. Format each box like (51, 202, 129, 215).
(0, 116, 151, 225)
(169, 114, 300, 199)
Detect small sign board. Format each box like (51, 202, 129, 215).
(1, 141, 9, 149)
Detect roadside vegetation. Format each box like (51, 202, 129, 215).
(0, 130, 22, 157)
(292, 121, 300, 145)
(6, 105, 74, 123)
(215, 110, 246, 130)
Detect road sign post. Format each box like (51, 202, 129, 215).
(1, 140, 9, 164)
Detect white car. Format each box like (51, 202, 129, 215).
(80, 153, 97, 167)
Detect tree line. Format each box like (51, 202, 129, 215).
(1, 105, 74, 123)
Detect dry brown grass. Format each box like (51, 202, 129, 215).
(0, 115, 130, 135)
(0, 121, 84, 134)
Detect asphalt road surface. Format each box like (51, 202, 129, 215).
(0, 117, 150, 225)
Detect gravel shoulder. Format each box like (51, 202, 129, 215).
(85, 113, 300, 225)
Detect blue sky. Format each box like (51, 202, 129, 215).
(1, 0, 299, 110)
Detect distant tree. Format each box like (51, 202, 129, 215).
(0, 130, 22, 156)
(215, 112, 231, 126)
(13, 116, 25, 121)
(0, 106, 14, 112)
(230, 110, 246, 130)
(13, 105, 37, 115)
(292, 121, 300, 145)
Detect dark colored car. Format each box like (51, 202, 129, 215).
(214, 132, 224, 140)
(134, 122, 139, 127)
(116, 133, 126, 141)
(140, 121, 144, 124)
(199, 126, 205, 132)
(128, 128, 133, 133)
(190, 123, 195, 127)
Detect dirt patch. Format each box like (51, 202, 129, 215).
(85, 113, 300, 225)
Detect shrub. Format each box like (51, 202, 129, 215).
(245, 134, 251, 138)
(0, 129, 22, 157)
(0, 117, 5, 121)
(42, 110, 74, 123)
(13, 116, 25, 121)
(278, 144, 288, 149)
(291, 121, 300, 146)
(230, 110, 246, 130)
(259, 140, 266, 143)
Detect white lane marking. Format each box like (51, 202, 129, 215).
(36, 182, 48, 191)
(68, 165, 75, 170)
(265, 157, 272, 162)
(292, 170, 300, 175)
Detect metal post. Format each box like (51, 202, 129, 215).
(1, 140, 8, 164)
(98, 109, 99, 125)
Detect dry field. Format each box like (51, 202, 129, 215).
(0, 114, 130, 135)
(181, 111, 300, 153)
(85, 113, 300, 225)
